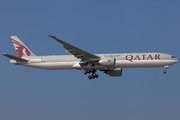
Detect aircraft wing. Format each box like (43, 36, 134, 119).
(49, 35, 100, 61)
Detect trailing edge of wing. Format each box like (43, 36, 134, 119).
(49, 35, 100, 60)
(2, 53, 28, 62)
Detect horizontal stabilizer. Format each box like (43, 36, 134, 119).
(2, 53, 28, 62)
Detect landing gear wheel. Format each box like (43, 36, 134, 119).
(88, 75, 92, 80)
(85, 69, 99, 80)
(95, 74, 98, 78)
(90, 69, 96, 74)
(83, 70, 87, 74)
(92, 74, 95, 79)
(163, 65, 169, 74)
(163, 70, 167, 74)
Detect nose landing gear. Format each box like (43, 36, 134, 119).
(163, 65, 169, 74)
(163, 70, 167, 74)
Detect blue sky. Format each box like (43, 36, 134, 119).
(0, 0, 180, 120)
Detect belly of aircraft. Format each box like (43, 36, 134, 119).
(26, 62, 76, 70)
(25, 60, 174, 70)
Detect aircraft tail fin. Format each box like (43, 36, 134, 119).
(11, 36, 36, 58)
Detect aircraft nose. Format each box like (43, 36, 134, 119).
(173, 58, 178, 64)
(175, 58, 178, 63)
(170, 55, 178, 64)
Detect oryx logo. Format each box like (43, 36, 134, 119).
(12, 39, 31, 58)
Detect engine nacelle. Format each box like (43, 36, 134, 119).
(99, 58, 116, 67)
(105, 68, 123, 76)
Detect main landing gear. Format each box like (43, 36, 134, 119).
(88, 74, 98, 80)
(163, 65, 169, 74)
(83, 69, 99, 80)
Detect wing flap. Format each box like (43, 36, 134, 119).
(3, 53, 28, 62)
(49, 35, 100, 60)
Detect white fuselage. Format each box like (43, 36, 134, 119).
(10, 53, 178, 70)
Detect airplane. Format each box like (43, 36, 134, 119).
(3, 35, 178, 80)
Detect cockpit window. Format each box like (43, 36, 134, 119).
(171, 56, 176, 58)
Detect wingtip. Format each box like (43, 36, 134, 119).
(2, 53, 7, 56)
(11, 36, 18, 39)
(48, 35, 56, 38)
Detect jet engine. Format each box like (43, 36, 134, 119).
(105, 68, 123, 76)
(99, 58, 116, 67)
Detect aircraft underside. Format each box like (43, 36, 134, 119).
(22, 59, 175, 80)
